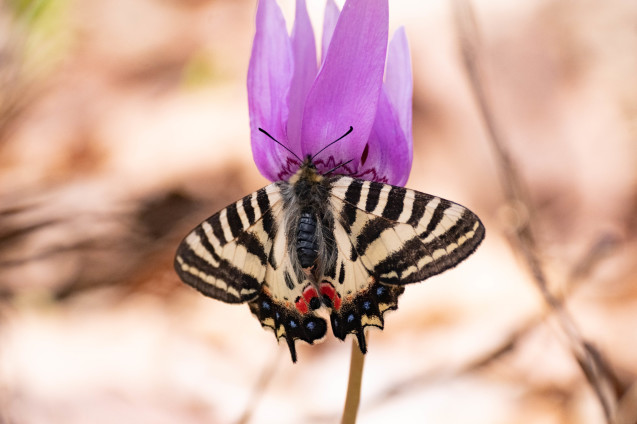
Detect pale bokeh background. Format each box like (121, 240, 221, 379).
(1, 0, 636, 423)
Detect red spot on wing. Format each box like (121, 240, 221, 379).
(303, 286, 319, 304)
(295, 296, 309, 314)
(320, 281, 342, 310)
(295, 285, 320, 314)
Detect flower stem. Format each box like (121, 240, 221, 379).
(341, 337, 366, 424)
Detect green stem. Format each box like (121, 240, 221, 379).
(341, 337, 366, 424)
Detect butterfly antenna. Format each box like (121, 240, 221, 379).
(258, 128, 302, 163)
(325, 159, 354, 175)
(310, 126, 353, 161)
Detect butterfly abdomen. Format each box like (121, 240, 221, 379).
(297, 211, 319, 268)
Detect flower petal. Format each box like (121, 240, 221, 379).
(287, 0, 317, 153)
(248, 0, 294, 181)
(301, 0, 388, 170)
(385, 27, 413, 147)
(321, 0, 340, 65)
(359, 88, 412, 185)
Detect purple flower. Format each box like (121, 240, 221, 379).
(248, 0, 413, 185)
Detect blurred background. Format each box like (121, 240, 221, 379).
(1, 0, 636, 423)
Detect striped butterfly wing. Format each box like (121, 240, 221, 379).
(174, 183, 327, 362)
(320, 176, 485, 350)
(174, 184, 281, 303)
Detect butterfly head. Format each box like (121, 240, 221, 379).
(289, 156, 323, 185)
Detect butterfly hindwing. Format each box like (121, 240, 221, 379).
(319, 219, 405, 352)
(248, 218, 327, 362)
(319, 176, 485, 349)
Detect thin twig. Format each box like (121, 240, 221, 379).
(451, 0, 619, 421)
(341, 338, 366, 424)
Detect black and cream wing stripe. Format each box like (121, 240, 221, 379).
(328, 176, 485, 286)
(174, 183, 282, 303)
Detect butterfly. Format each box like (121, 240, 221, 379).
(174, 128, 485, 362)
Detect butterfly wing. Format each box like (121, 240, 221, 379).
(321, 176, 485, 349)
(174, 183, 326, 362)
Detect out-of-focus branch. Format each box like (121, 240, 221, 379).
(341, 338, 366, 424)
(451, 0, 621, 422)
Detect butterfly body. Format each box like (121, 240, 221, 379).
(296, 211, 319, 268)
(175, 157, 484, 362)
(280, 157, 338, 284)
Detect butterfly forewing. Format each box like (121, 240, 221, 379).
(174, 184, 283, 303)
(328, 176, 484, 285)
(317, 176, 484, 351)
